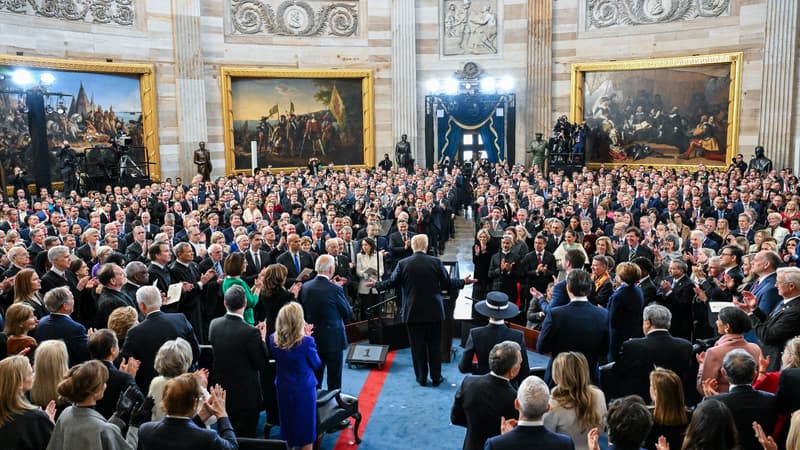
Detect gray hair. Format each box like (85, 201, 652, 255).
(488, 341, 521, 376)
(7, 246, 27, 261)
(125, 261, 147, 279)
(173, 242, 191, 256)
(643, 304, 671, 329)
(517, 376, 550, 419)
(154, 337, 193, 377)
(136, 285, 162, 310)
(411, 234, 428, 252)
(43, 286, 72, 313)
(315, 254, 335, 275)
(47, 245, 70, 263)
(669, 259, 688, 273)
(721, 348, 757, 385)
(760, 251, 782, 271)
(690, 229, 705, 241)
(778, 267, 800, 288)
(224, 284, 247, 311)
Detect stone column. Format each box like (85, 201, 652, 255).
(758, 0, 799, 167)
(172, 0, 209, 180)
(526, 0, 552, 145)
(392, 0, 418, 165)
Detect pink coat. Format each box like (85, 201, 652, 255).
(697, 333, 763, 394)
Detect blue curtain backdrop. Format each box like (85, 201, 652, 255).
(436, 95, 505, 163)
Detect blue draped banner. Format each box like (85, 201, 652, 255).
(435, 95, 506, 163)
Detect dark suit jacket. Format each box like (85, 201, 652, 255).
(776, 368, 800, 414)
(275, 250, 315, 287)
(388, 231, 415, 263)
(640, 276, 658, 306)
(208, 314, 269, 413)
(612, 330, 693, 402)
(750, 297, 800, 371)
(590, 279, 614, 308)
(75, 243, 95, 266)
(752, 272, 782, 316)
(708, 386, 777, 450)
(375, 252, 466, 324)
(94, 288, 135, 329)
(484, 425, 575, 450)
(300, 275, 352, 353)
(125, 240, 147, 263)
(33, 313, 90, 367)
(168, 260, 206, 315)
(147, 262, 172, 294)
(451, 374, 518, 450)
(243, 249, 271, 286)
(607, 284, 644, 361)
(536, 301, 609, 384)
(138, 416, 237, 450)
(522, 250, 558, 293)
(40, 269, 73, 297)
(120, 310, 200, 391)
(458, 323, 530, 387)
(614, 245, 654, 263)
(658, 276, 695, 341)
(94, 360, 138, 419)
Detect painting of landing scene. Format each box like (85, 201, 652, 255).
(226, 73, 370, 172)
(573, 53, 742, 168)
(0, 67, 146, 182)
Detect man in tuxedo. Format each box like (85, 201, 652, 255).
(536, 269, 608, 385)
(243, 231, 270, 287)
(451, 341, 521, 450)
(657, 260, 695, 341)
(373, 234, 475, 386)
(94, 263, 136, 329)
(737, 267, 800, 371)
(458, 292, 530, 387)
(120, 285, 200, 391)
(523, 234, 558, 294)
(170, 242, 216, 344)
(706, 349, 777, 450)
(614, 227, 654, 263)
(300, 255, 352, 390)
(483, 376, 574, 450)
(611, 305, 694, 402)
(275, 233, 314, 287)
(749, 251, 783, 315)
(209, 285, 269, 438)
(88, 329, 140, 419)
(34, 287, 91, 366)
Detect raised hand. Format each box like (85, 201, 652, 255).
(696, 351, 706, 365)
(499, 416, 517, 434)
(758, 355, 771, 375)
(304, 323, 314, 336)
(44, 400, 56, 423)
(587, 428, 600, 450)
(193, 368, 209, 389)
(120, 357, 141, 377)
(655, 435, 670, 450)
(701, 378, 718, 397)
(752, 421, 778, 450)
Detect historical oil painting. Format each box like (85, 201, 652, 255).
(441, 0, 501, 57)
(570, 53, 742, 168)
(221, 68, 374, 173)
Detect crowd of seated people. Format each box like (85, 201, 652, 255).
(0, 150, 799, 449)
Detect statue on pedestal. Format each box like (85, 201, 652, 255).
(194, 141, 212, 181)
(528, 132, 547, 173)
(395, 134, 413, 172)
(748, 145, 773, 175)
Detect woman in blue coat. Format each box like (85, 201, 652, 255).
(269, 302, 321, 450)
(608, 262, 645, 361)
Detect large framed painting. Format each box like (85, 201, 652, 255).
(0, 55, 160, 185)
(570, 52, 743, 168)
(220, 67, 374, 174)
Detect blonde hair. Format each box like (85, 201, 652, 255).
(787, 411, 800, 450)
(107, 306, 138, 341)
(274, 302, 305, 350)
(3, 302, 33, 336)
(30, 340, 68, 408)
(13, 268, 39, 303)
(650, 367, 689, 426)
(550, 352, 603, 431)
(0, 356, 35, 427)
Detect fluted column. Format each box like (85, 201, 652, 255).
(758, 0, 799, 167)
(526, 0, 552, 144)
(172, 0, 209, 180)
(392, 0, 418, 165)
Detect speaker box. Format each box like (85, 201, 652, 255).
(368, 318, 409, 350)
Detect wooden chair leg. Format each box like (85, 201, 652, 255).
(352, 412, 363, 443)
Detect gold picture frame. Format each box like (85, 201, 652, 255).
(570, 52, 743, 169)
(0, 55, 160, 183)
(220, 67, 375, 174)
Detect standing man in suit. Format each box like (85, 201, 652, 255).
(243, 231, 270, 287)
(40, 245, 78, 297)
(125, 226, 148, 263)
(34, 286, 91, 366)
(458, 292, 530, 387)
(736, 266, 800, 372)
(749, 250, 783, 316)
(657, 260, 695, 341)
(523, 234, 558, 295)
(631, 257, 658, 306)
(94, 263, 135, 329)
(387, 219, 415, 270)
(483, 376, 574, 450)
(451, 341, 522, 450)
(613, 227, 654, 263)
(536, 270, 608, 385)
(544, 250, 587, 312)
(276, 233, 314, 287)
(147, 242, 173, 297)
(611, 305, 694, 402)
(300, 254, 352, 390)
(209, 285, 269, 438)
(88, 329, 140, 419)
(170, 242, 216, 343)
(121, 285, 200, 391)
(373, 234, 475, 386)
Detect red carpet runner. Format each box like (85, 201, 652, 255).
(333, 350, 396, 449)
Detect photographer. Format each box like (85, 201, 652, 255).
(57, 141, 78, 194)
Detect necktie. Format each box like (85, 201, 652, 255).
(671, 279, 677, 289)
(751, 279, 761, 293)
(214, 261, 223, 278)
(718, 211, 723, 219)
(294, 253, 301, 274)
(538, 252, 543, 262)
(254, 252, 260, 270)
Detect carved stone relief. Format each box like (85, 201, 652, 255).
(229, 0, 358, 37)
(0, 0, 135, 26)
(586, 0, 730, 30)
(441, 0, 501, 57)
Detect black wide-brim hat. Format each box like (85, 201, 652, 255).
(474, 291, 519, 319)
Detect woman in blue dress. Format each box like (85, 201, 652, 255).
(269, 302, 321, 450)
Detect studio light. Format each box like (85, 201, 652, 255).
(480, 77, 497, 93)
(11, 69, 33, 87)
(444, 78, 459, 95)
(425, 79, 441, 93)
(498, 76, 514, 92)
(39, 72, 55, 86)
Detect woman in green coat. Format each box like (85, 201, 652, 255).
(221, 252, 264, 324)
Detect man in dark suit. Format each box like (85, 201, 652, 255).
(631, 257, 658, 306)
(483, 376, 574, 450)
(749, 250, 783, 316)
(125, 226, 149, 263)
(706, 349, 777, 450)
(611, 304, 694, 402)
(452, 341, 522, 450)
(737, 266, 800, 371)
(197, 243, 226, 337)
(523, 235, 557, 295)
(488, 236, 524, 313)
(536, 270, 608, 385)
(387, 220, 415, 269)
(147, 241, 173, 302)
(776, 367, 800, 414)
(170, 242, 216, 343)
(40, 245, 78, 297)
(657, 260, 695, 341)
(300, 254, 352, 391)
(120, 285, 200, 391)
(613, 227, 654, 263)
(94, 263, 136, 329)
(34, 286, 91, 366)
(88, 329, 140, 419)
(242, 231, 270, 287)
(374, 234, 475, 386)
(275, 233, 315, 287)
(209, 284, 269, 438)
(545, 249, 587, 312)
(458, 292, 530, 387)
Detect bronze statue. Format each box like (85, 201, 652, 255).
(748, 145, 773, 175)
(194, 141, 212, 181)
(528, 133, 547, 173)
(395, 134, 413, 172)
